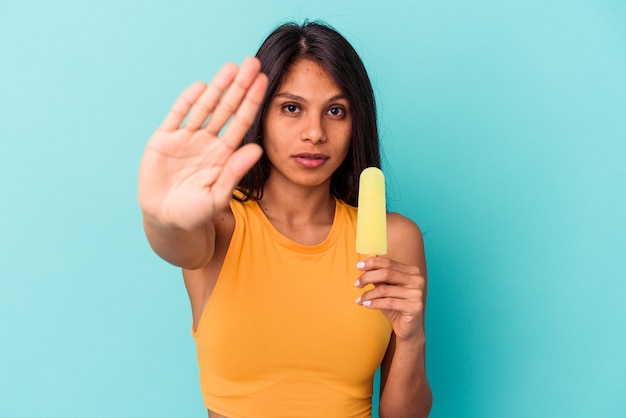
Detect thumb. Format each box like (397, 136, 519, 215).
(214, 143, 263, 200)
(226, 143, 263, 179)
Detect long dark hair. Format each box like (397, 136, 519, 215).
(236, 21, 381, 207)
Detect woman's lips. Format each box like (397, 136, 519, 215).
(292, 153, 329, 168)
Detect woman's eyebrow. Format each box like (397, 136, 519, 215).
(274, 92, 304, 101)
(273, 92, 348, 103)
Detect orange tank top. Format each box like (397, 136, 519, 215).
(192, 197, 392, 417)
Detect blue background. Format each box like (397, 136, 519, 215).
(1, 1, 625, 417)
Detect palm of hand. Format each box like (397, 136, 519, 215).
(140, 128, 230, 230)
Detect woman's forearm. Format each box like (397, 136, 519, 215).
(379, 337, 432, 418)
(143, 214, 214, 269)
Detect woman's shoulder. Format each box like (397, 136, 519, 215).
(387, 212, 422, 238)
(386, 212, 425, 265)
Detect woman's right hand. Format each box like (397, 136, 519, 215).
(138, 57, 268, 232)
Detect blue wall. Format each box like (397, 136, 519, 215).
(1, 1, 625, 417)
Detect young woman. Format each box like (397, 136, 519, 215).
(139, 22, 432, 417)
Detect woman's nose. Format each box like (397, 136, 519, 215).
(301, 115, 326, 144)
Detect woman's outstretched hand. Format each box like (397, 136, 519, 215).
(138, 57, 268, 231)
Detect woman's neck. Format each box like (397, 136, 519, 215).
(257, 179, 336, 245)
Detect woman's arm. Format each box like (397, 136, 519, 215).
(355, 213, 432, 417)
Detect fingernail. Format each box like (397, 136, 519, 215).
(354, 279, 360, 287)
(362, 300, 372, 307)
(355, 296, 361, 304)
(356, 261, 365, 269)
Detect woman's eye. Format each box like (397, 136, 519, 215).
(328, 107, 345, 117)
(283, 104, 299, 113)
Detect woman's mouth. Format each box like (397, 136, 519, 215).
(293, 153, 329, 168)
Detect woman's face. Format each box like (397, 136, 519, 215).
(262, 59, 352, 189)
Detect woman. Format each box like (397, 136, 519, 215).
(139, 22, 432, 417)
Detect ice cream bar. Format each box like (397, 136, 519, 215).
(356, 167, 387, 256)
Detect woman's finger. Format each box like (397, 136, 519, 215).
(359, 296, 424, 316)
(159, 81, 207, 132)
(221, 73, 268, 149)
(183, 63, 239, 131)
(363, 284, 421, 300)
(211, 143, 264, 208)
(205, 57, 263, 137)
(356, 283, 423, 312)
(356, 269, 424, 291)
(358, 282, 421, 302)
(357, 256, 421, 276)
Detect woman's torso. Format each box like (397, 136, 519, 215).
(185, 197, 392, 417)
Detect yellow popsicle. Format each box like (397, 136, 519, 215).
(356, 167, 387, 256)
